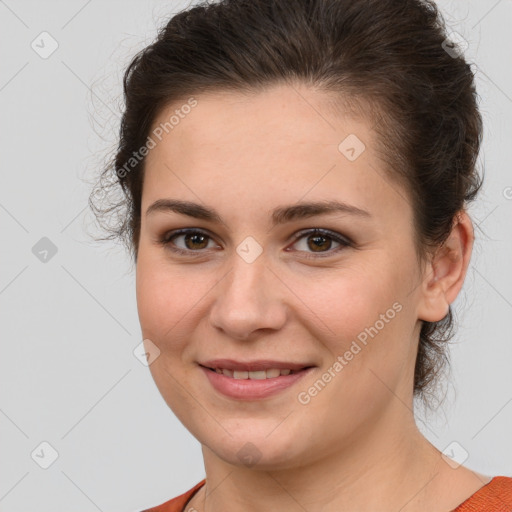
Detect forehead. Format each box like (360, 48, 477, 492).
(142, 84, 411, 230)
(150, 83, 368, 153)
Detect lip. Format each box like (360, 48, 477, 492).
(199, 362, 316, 400)
(199, 358, 313, 372)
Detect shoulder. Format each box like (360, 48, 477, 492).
(141, 480, 206, 512)
(453, 476, 512, 511)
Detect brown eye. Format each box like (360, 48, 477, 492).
(160, 229, 217, 255)
(180, 232, 209, 250)
(159, 227, 352, 259)
(289, 229, 352, 258)
(305, 233, 333, 252)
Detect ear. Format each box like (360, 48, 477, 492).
(416, 210, 474, 323)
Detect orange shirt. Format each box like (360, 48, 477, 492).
(142, 476, 512, 512)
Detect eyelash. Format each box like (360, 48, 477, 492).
(158, 228, 352, 259)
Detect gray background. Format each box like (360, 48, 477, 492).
(0, 1, 511, 511)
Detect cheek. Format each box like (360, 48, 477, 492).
(135, 255, 207, 418)
(294, 263, 412, 391)
(135, 253, 201, 349)
(291, 264, 399, 345)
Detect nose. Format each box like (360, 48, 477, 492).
(208, 252, 288, 341)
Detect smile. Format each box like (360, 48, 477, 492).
(198, 361, 315, 400)
(207, 367, 299, 379)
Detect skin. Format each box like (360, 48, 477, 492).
(136, 83, 488, 511)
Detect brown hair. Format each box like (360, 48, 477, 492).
(90, 0, 484, 406)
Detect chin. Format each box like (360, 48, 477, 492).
(201, 426, 308, 471)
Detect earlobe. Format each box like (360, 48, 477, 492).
(416, 260, 450, 323)
(416, 211, 474, 323)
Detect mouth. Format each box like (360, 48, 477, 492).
(198, 359, 316, 399)
(200, 366, 311, 379)
(199, 358, 314, 378)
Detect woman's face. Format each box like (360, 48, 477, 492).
(136, 83, 436, 469)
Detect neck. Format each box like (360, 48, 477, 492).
(196, 402, 448, 512)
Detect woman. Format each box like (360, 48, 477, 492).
(91, 0, 512, 510)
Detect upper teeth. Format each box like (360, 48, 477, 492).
(214, 368, 293, 379)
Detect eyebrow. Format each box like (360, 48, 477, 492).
(146, 198, 371, 227)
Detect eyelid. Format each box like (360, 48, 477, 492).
(159, 228, 220, 255)
(285, 228, 352, 259)
(290, 227, 352, 245)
